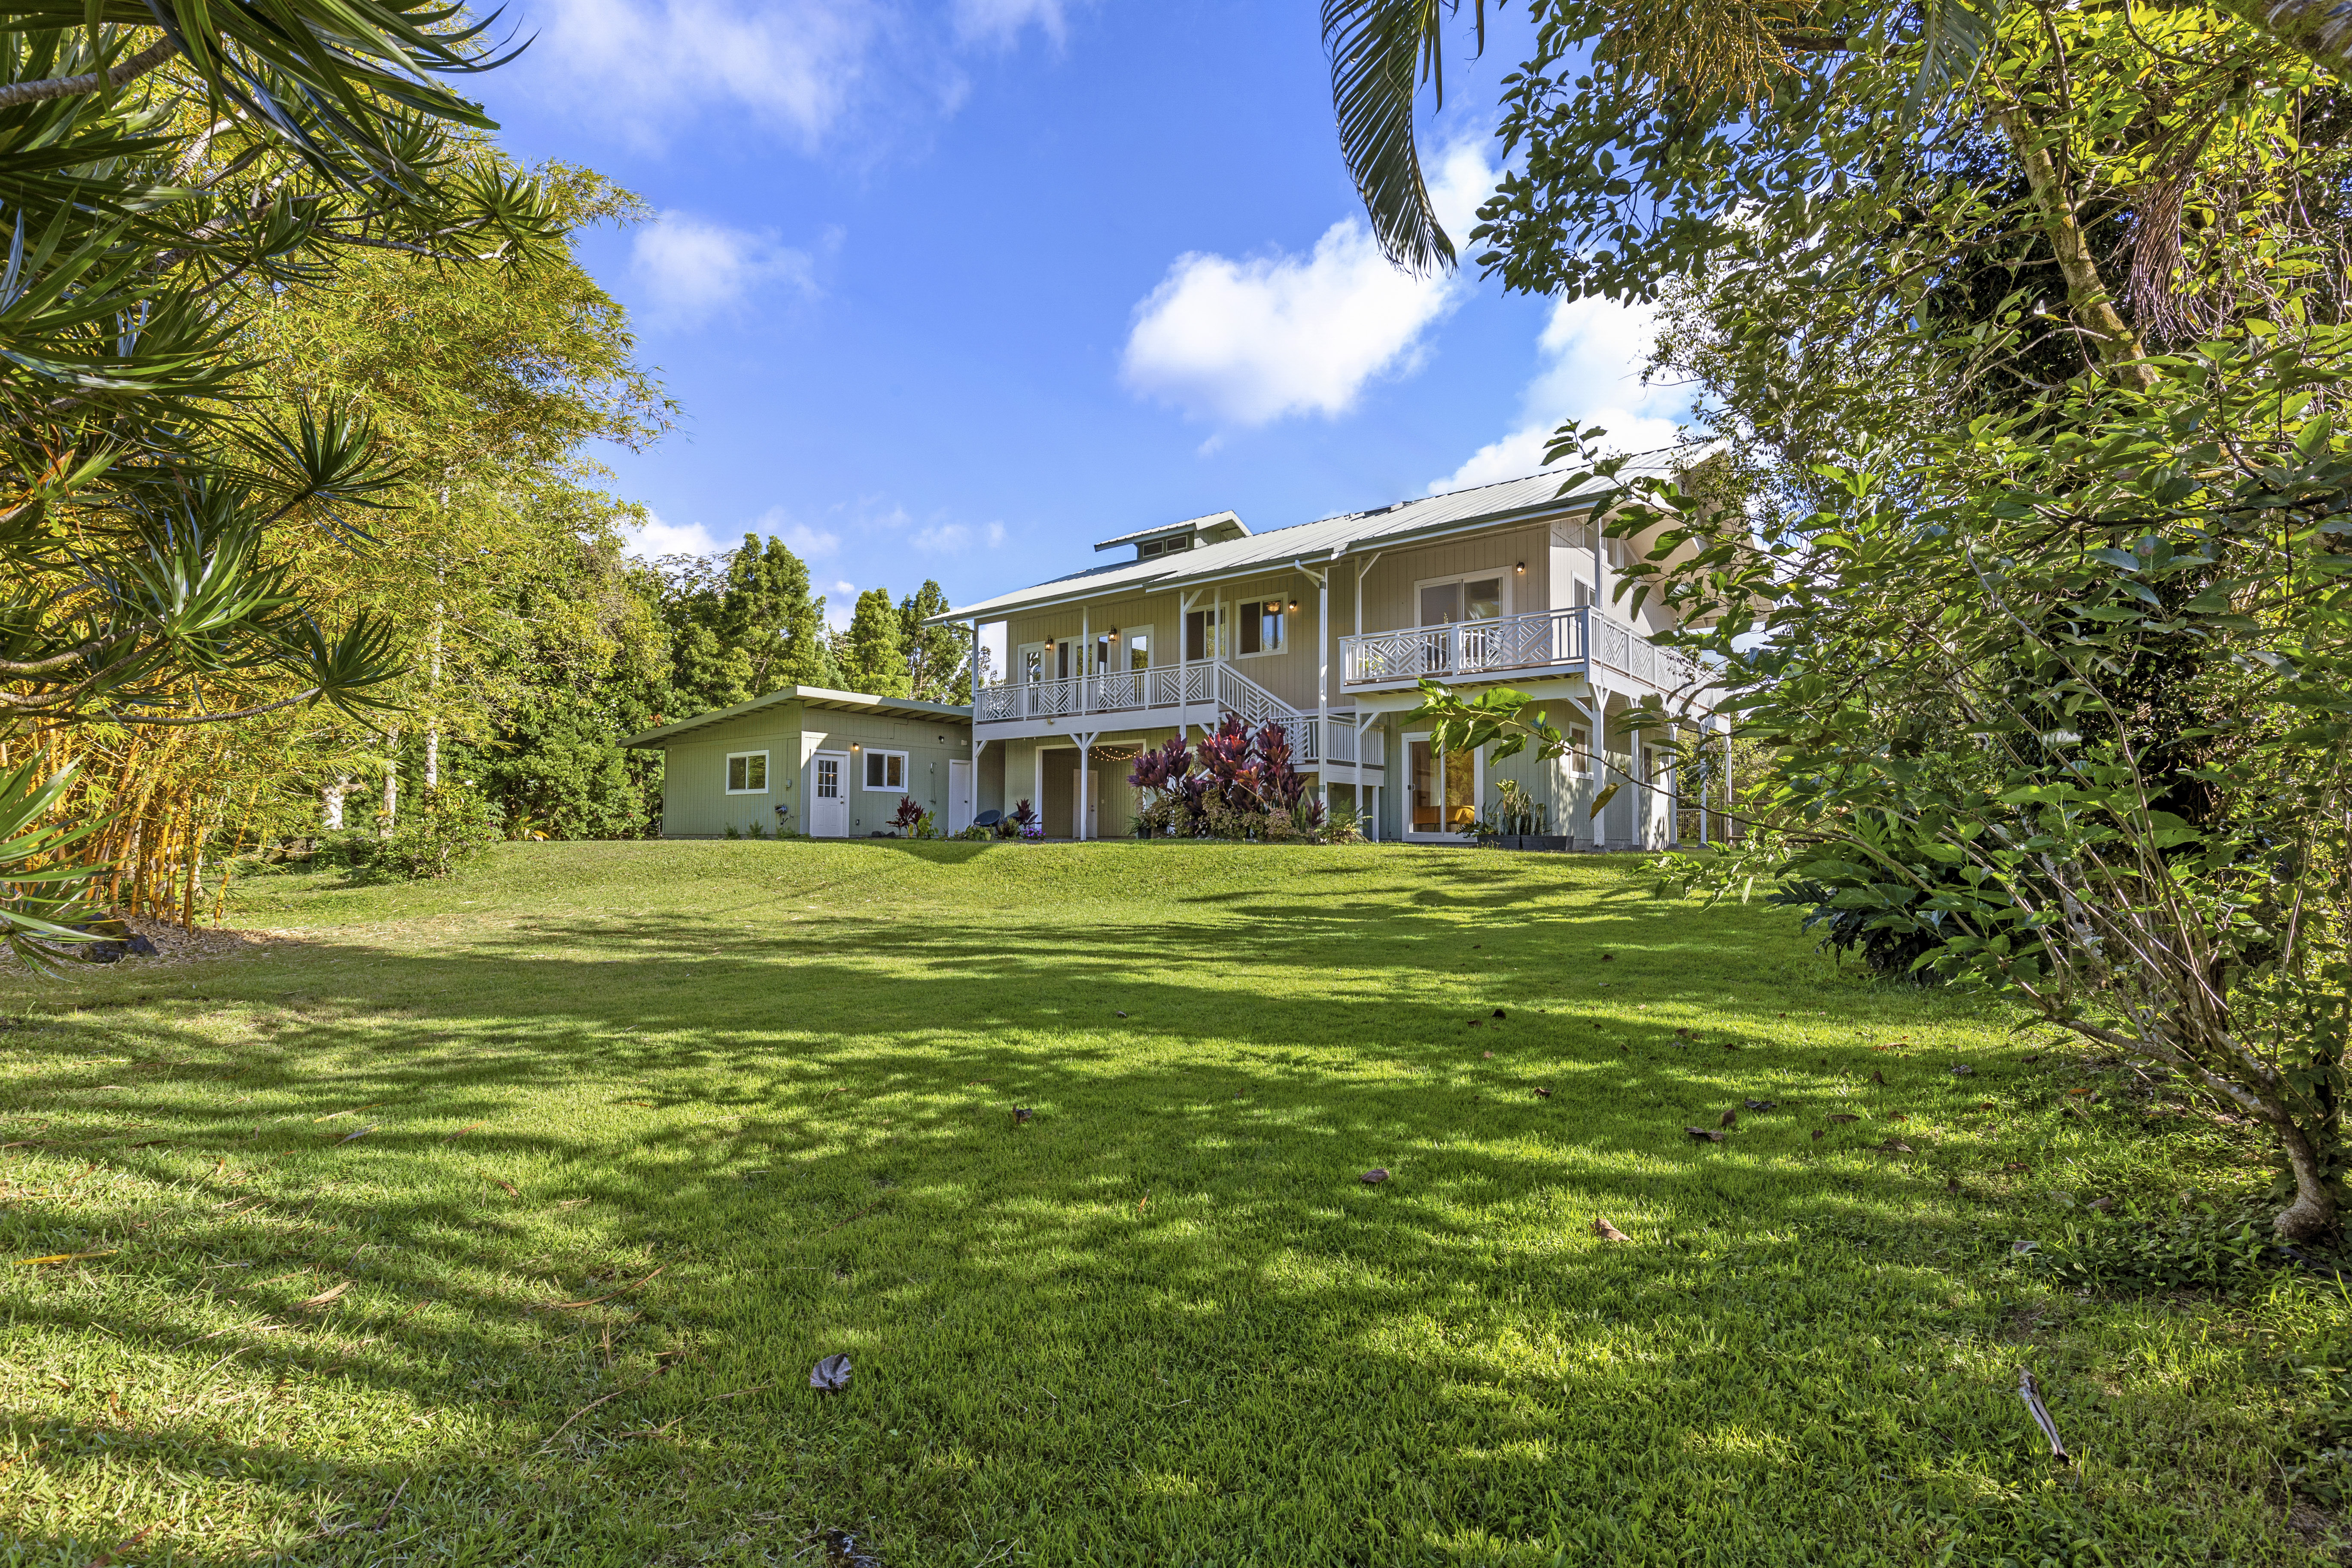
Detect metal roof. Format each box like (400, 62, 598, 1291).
(934, 446, 1710, 624)
(621, 685, 971, 749)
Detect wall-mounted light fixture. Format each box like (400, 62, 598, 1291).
(1287, 599, 1299, 612)
(850, 743, 861, 751)
(1515, 561, 1526, 574)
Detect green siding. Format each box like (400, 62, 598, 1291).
(658, 702, 973, 838)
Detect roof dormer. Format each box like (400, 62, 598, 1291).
(1093, 509, 1251, 561)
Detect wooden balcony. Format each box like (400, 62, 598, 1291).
(1339, 605, 1700, 695)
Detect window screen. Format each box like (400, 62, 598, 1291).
(864, 751, 906, 790)
(726, 753, 767, 792)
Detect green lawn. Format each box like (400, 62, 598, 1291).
(0, 841, 2340, 1565)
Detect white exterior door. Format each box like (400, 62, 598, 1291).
(809, 752, 850, 838)
(946, 760, 974, 834)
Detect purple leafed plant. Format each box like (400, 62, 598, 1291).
(890, 796, 925, 832)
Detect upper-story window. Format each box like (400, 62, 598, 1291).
(1184, 606, 1223, 660)
(1136, 535, 1191, 558)
(1238, 600, 1286, 656)
(1419, 575, 1505, 626)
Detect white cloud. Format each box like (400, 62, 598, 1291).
(631, 213, 818, 328)
(907, 518, 1004, 553)
(953, 0, 1083, 45)
(618, 508, 729, 559)
(1121, 139, 1496, 428)
(1430, 295, 1689, 493)
(520, 0, 1078, 149)
(520, 0, 880, 146)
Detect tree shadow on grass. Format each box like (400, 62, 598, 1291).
(0, 899, 2250, 1565)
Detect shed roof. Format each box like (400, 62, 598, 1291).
(933, 446, 1709, 624)
(1092, 509, 1250, 552)
(621, 685, 971, 749)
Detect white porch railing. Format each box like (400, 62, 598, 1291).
(1339, 605, 1698, 693)
(972, 659, 1380, 767)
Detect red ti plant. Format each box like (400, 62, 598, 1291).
(1253, 721, 1307, 812)
(1195, 716, 1263, 811)
(890, 796, 926, 833)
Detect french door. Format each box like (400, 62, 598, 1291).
(1403, 732, 1479, 840)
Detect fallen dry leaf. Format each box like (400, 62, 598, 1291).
(1359, 1168, 1389, 1184)
(1591, 1218, 1631, 1242)
(2022, 1053, 2043, 1064)
(489, 1177, 518, 1197)
(297, 1281, 352, 1309)
(1532, 1087, 1551, 1099)
(1871, 1070, 1887, 1084)
(1888, 1111, 1909, 1121)
(1877, 1139, 1914, 1155)
(12, 1248, 119, 1267)
(1012, 1107, 1035, 1124)
(1719, 1109, 1738, 1129)
(1744, 1099, 1777, 1112)
(1810, 1129, 1825, 1141)
(1684, 1126, 1727, 1144)
(2002, 1161, 2030, 1172)
(1828, 1113, 1860, 1124)
(1482, 1050, 1494, 1059)
(444, 1122, 484, 1142)
(551, 1265, 667, 1310)
(1491, 1008, 1506, 1020)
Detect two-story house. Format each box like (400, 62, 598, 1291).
(932, 452, 1717, 847)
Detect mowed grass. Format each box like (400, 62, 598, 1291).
(0, 841, 2339, 1566)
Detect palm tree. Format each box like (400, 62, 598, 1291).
(0, 3, 556, 957)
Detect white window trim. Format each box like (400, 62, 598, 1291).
(1400, 730, 1482, 841)
(724, 750, 771, 795)
(1566, 725, 1594, 778)
(1235, 598, 1288, 659)
(1412, 569, 1513, 626)
(1123, 625, 1154, 670)
(861, 748, 910, 792)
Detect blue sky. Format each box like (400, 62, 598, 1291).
(480, 0, 1687, 629)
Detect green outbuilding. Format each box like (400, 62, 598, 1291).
(621, 686, 976, 839)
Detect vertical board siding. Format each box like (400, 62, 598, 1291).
(658, 703, 972, 838)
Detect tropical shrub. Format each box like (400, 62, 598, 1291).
(365, 786, 502, 881)
(1129, 719, 1335, 841)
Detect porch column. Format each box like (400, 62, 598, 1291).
(1177, 590, 1194, 736)
(1698, 727, 1710, 846)
(1723, 725, 1734, 843)
(1316, 569, 1329, 790)
(1080, 606, 1090, 718)
(968, 617, 982, 704)
(1630, 720, 1646, 850)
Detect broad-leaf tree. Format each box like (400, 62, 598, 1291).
(0, 2, 557, 956)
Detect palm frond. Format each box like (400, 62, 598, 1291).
(1322, 0, 1480, 275)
